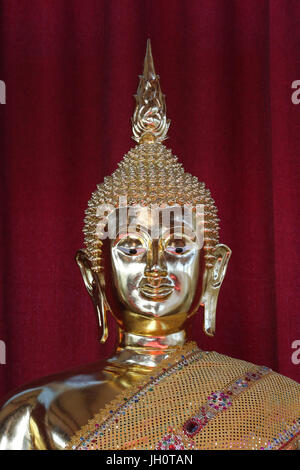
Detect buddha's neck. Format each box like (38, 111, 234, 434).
(109, 329, 188, 369)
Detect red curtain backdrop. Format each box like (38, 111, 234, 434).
(0, 0, 299, 401)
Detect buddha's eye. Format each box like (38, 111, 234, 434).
(165, 238, 192, 256)
(118, 246, 146, 256)
(117, 237, 146, 257)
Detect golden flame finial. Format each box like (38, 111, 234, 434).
(132, 39, 170, 144)
(142, 38, 156, 79)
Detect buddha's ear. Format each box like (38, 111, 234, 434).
(75, 249, 109, 343)
(75, 249, 96, 295)
(201, 244, 231, 337)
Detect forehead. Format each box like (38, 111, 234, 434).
(110, 205, 203, 239)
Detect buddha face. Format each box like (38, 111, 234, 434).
(109, 206, 203, 319)
(77, 204, 230, 340)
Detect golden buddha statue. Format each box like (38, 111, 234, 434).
(0, 41, 299, 451)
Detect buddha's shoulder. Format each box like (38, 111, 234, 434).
(191, 350, 300, 449)
(200, 349, 300, 393)
(0, 359, 108, 421)
(0, 360, 116, 449)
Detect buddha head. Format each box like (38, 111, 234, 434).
(76, 40, 231, 343)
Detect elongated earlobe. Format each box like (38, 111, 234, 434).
(201, 244, 231, 336)
(75, 249, 109, 343)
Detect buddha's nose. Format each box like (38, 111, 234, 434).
(145, 264, 168, 278)
(145, 241, 168, 278)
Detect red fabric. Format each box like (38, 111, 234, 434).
(0, 0, 299, 401)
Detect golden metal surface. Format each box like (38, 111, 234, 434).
(0, 219, 229, 450)
(132, 39, 170, 143)
(0, 332, 188, 450)
(0, 41, 231, 450)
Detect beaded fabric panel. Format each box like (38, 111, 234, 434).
(67, 345, 300, 450)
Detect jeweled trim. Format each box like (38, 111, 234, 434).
(155, 428, 195, 450)
(179, 365, 272, 441)
(263, 419, 300, 450)
(67, 342, 204, 450)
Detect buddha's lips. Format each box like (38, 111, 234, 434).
(139, 278, 174, 300)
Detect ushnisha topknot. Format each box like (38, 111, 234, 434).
(83, 142, 219, 272)
(83, 40, 220, 272)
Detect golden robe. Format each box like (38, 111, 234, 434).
(67, 343, 300, 450)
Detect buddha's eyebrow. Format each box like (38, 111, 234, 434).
(117, 224, 151, 236)
(160, 224, 196, 237)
